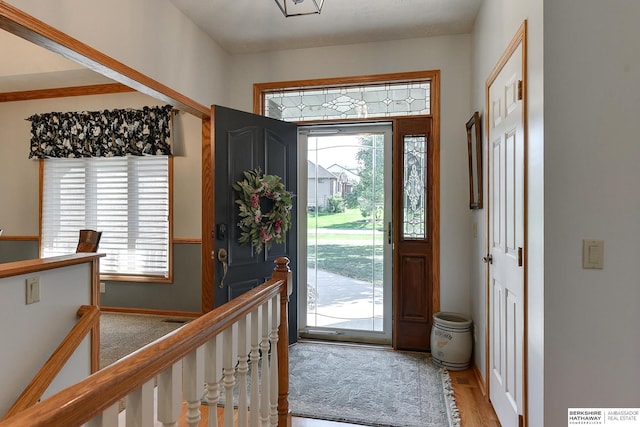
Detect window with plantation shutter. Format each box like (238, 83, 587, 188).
(41, 156, 171, 280)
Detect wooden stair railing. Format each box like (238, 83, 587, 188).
(2, 304, 100, 420)
(0, 257, 292, 427)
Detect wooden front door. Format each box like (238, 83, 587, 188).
(393, 117, 438, 351)
(487, 27, 526, 427)
(207, 105, 298, 341)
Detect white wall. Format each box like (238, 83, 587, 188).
(6, 0, 231, 108)
(0, 30, 84, 78)
(0, 262, 93, 415)
(544, 0, 640, 424)
(471, 0, 544, 425)
(0, 91, 202, 238)
(229, 35, 474, 315)
(2, 3, 475, 320)
(2, 1, 209, 239)
(475, 0, 640, 425)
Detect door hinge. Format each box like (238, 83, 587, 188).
(517, 80, 524, 100)
(518, 247, 523, 267)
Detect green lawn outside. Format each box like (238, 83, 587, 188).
(307, 244, 383, 286)
(307, 209, 384, 284)
(307, 209, 378, 230)
(307, 232, 381, 243)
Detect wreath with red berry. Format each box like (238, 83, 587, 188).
(233, 168, 293, 253)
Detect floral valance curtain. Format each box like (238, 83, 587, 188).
(28, 105, 173, 159)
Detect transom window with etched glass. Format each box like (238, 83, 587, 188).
(264, 80, 430, 122)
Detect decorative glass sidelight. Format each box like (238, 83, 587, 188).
(403, 135, 427, 239)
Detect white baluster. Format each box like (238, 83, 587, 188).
(222, 327, 236, 427)
(157, 362, 182, 427)
(86, 403, 118, 427)
(125, 379, 155, 427)
(269, 295, 280, 426)
(249, 307, 261, 427)
(236, 316, 249, 427)
(183, 349, 202, 427)
(260, 301, 272, 426)
(204, 336, 220, 427)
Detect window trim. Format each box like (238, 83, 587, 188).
(253, 70, 439, 121)
(38, 156, 174, 284)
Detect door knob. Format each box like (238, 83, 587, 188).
(482, 254, 493, 264)
(217, 248, 228, 288)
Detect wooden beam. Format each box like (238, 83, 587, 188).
(0, 1, 210, 118)
(0, 83, 134, 103)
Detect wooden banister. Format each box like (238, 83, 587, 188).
(273, 257, 292, 427)
(0, 253, 104, 279)
(0, 260, 290, 427)
(2, 305, 100, 420)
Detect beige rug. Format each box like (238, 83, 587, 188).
(288, 342, 460, 427)
(100, 312, 189, 369)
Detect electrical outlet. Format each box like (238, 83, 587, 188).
(26, 277, 40, 304)
(100, 282, 106, 293)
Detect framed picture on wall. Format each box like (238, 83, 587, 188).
(466, 111, 483, 209)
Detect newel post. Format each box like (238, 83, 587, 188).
(272, 257, 292, 427)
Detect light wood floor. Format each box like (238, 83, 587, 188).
(175, 366, 499, 427)
(448, 368, 501, 427)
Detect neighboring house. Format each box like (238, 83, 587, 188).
(307, 160, 338, 210)
(325, 163, 359, 197)
(1, 1, 639, 425)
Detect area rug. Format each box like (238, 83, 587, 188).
(288, 342, 460, 427)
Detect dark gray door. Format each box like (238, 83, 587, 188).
(212, 105, 297, 342)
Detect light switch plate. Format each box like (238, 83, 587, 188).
(26, 277, 40, 304)
(582, 239, 604, 269)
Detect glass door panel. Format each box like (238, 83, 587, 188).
(302, 123, 392, 344)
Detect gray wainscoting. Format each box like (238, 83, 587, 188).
(100, 243, 202, 313)
(0, 240, 202, 313)
(0, 240, 38, 263)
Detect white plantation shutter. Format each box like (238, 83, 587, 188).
(42, 156, 170, 278)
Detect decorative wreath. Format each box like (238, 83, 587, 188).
(233, 168, 293, 253)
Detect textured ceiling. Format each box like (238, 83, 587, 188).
(169, 0, 482, 54)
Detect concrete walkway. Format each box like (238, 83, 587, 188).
(306, 268, 384, 331)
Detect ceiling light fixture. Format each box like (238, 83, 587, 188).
(274, 0, 324, 17)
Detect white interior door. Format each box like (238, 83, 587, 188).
(488, 42, 525, 426)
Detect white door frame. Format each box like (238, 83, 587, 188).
(297, 122, 393, 344)
(485, 20, 528, 427)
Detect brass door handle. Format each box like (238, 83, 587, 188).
(217, 248, 228, 288)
